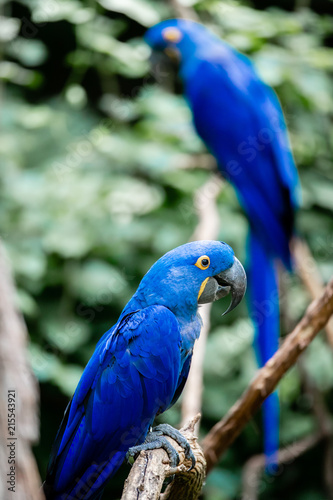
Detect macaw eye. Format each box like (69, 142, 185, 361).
(195, 255, 210, 270)
(161, 27, 183, 43)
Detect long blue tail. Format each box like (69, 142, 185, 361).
(248, 231, 280, 471)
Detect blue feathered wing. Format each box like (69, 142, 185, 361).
(44, 305, 182, 500)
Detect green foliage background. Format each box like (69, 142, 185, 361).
(2, 0, 333, 498)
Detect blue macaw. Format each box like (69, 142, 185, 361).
(43, 240, 246, 499)
(145, 19, 300, 469)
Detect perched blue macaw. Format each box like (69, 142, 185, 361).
(43, 240, 246, 499)
(145, 19, 300, 469)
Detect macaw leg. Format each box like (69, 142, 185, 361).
(127, 423, 196, 470)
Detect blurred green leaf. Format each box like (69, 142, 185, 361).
(98, 0, 164, 27)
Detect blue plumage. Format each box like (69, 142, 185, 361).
(44, 240, 245, 499)
(145, 19, 301, 468)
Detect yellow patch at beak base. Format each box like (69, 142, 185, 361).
(198, 277, 209, 301)
(162, 27, 183, 43)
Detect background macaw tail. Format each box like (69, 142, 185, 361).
(247, 231, 280, 471)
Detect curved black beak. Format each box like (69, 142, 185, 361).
(198, 257, 247, 315)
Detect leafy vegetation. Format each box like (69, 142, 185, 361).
(2, 0, 333, 498)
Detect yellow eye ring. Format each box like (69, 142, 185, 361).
(195, 255, 210, 270)
(161, 27, 183, 43)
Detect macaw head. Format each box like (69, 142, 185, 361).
(145, 19, 215, 62)
(136, 240, 246, 319)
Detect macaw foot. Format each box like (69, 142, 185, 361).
(126, 423, 196, 471)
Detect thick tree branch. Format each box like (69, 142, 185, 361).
(201, 275, 333, 473)
(0, 241, 43, 500)
(121, 415, 206, 500)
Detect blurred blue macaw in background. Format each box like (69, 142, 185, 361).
(145, 19, 301, 469)
(43, 240, 246, 499)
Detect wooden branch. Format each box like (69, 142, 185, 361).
(190, 174, 223, 242)
(201, 275, 333, 473)
(241, 431, 325, 500)
(121, 415, 206, 500)
(293, 237, 333, 348)
(181, 303, 212, 429)
(181, 175, 223, 430)
(169, 0, 199, 21)
(175, 154, 216, 171)
(0, 242, 43, 500)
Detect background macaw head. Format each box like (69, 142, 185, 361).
(145, 19, 216, 62)
(136, 240, 246, 319)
